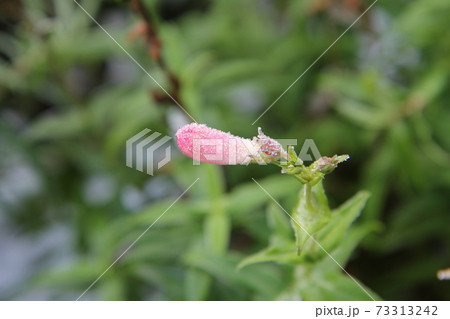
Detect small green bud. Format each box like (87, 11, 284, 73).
(310, 154, 350, 174)
(288, 145, 301, 165)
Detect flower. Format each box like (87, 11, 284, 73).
(175, 123, 287, 165)
(252, 127, 289, 163)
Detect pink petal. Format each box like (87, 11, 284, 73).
(175, 123, 255, 165)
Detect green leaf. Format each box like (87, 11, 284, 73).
(25, 110, 87, 140)
(266, 202, 293, 246)
(279, 264, 382, 301)
(305, 190, 370, 258)
(184, 268, 211, 301)
(184, 251, 283, 299)
(202, 165, 229, 255)
(321, 222, 381, 271)
(237, 243, 300, 269)
(298, 268, 382, 301)
(225, 175, 299, 218)
(132, 265, 184, 300)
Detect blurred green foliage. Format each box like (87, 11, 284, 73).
(0, 0, 449, 300)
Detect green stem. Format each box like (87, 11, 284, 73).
(291, 180, 331, 254)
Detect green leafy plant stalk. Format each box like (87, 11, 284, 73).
(176, 123, 380, 300)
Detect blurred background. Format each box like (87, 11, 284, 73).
(0, 0, 449, 300)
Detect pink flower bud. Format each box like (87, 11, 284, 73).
(176, 123, 287, 165)
(176, 123, 258, 165)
